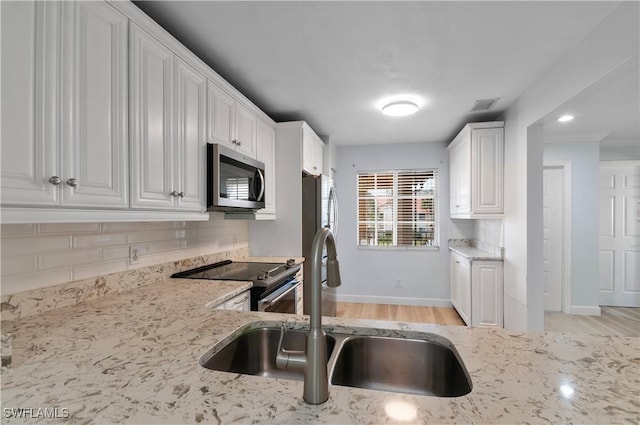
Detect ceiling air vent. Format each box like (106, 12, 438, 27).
(470, 98, 499, 112)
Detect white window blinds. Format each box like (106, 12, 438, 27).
(357, 170, 438, 248)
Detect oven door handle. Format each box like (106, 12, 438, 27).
(261, 280, 301, 307)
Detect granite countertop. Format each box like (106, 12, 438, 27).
(1, 278, 638, 424)
(448, 246, 503, 261)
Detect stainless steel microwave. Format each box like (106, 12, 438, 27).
(207, 143, 265, 211)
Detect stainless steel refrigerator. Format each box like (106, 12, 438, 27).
(302, 173, 338, 316)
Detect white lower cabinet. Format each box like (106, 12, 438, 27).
(214, 291, 250, 311)
(450, 252, 503, 327)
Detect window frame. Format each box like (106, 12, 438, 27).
(356, 168, 439, 251)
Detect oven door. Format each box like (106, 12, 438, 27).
(258, 278, 301, 314)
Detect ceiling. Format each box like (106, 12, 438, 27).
(134, 1, 621, 146)
(542, 56, 640, 147)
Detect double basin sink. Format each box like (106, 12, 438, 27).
(199, 324, 472, 397)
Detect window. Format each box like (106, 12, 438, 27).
(357, 170, 438, 248)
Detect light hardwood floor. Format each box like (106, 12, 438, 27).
(336, 302, 465, 326)
(544, 306, 640, 337)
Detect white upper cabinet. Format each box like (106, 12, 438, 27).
(448, 122, 504, 218)
(174, 57, 206, 211)
(130, 23, 205, 212)
(1, 1, 128, 209)
(1, 1, 59, 206)
(60, 1, 129, 208)
(129, 23, 175, 210)
(234, 102, 258, 159)
(256, 119, 276, 218)
(302, 127, 324, 175)
(206, 83, 257, 159)
(206, 82, 235, 148)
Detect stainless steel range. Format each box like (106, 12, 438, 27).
(172, 259, 302, 314)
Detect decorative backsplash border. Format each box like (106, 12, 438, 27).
(0, 246, 250, 322)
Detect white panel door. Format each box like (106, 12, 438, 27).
(206, 81, 235, 150)
(543, 166, 564, 311)
(471, 128, 504, 214)
(1, 1, 59, 206)
(471, 261, 503, 327)
(453, 135, 471, 214)
(599, 162, 640, 306)
(174, 57, 206, 211)
(129, 23, 175, 209)
(60, 1, 128, 208)
(234, 102, 257, 158)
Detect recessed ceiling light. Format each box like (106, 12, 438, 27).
(558, 115, 574, 122)
(381, 101, 419, 117)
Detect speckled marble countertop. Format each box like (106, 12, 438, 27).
(449, 246, 503, 261)
(1, 277, 638, 424)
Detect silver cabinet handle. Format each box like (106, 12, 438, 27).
(170, 190, 179, 197)
(178, 192, 185, 198)
(66, 178, 78, 187)
(49, 176, 61, 185)
(237, 141, 242, 146)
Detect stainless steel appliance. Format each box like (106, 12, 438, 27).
(207, 143, 265, 211)
(302, 173, 339, 316)
(172, 260, 301, 314)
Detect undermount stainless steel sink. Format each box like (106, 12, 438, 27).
(200, 327, 336, 381)
(330, 335, 472, 397)
(200, 325, 472, 397)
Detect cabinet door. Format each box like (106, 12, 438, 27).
(450, 254, 459, 310)
(458, 258, 472, 325)
(129, 23, 175, 209)
(175, 57, 206, 211)
(471, 128, 504, 214)
(256, 119, 276, 217)
(312, 137, 324, 175)
(472, 261, 503, 327)
(206, 81, 235, 150)
(302, 128, 323, 175)
(234, 102, 257, 158)
(1, 1, 59, 206)
(454, 133, 471, 214)
(449, 145, 459, 215)
(60, 1, 128, 208)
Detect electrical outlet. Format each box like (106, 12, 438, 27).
(130, 247, 140, 265)
(395, 279, 402, 288)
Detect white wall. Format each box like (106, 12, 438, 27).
(600, 144, 640, 161)
(501, 2, 638, 330)
(334, 141, 452, 306)
(544, 141, 600, 309)
(0, 215, 248, 295)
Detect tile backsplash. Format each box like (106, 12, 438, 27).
(1, 213, 248, 295)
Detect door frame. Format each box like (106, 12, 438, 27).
(543, 161, 572, 313)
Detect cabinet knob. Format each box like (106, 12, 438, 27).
(170, 190, 179, 197)
(48, 176, 62, 186)
(232, 139, 238, 146)
(66, 178, 78, 187)
(237, 140, 242, 146)
(178, 192, 185, 198)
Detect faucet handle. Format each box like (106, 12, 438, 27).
(275, 323, 306, 372)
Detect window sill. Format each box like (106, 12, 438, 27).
(357, 245, 440, 252)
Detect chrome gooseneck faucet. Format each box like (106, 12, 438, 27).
(276, 227, 341, 404)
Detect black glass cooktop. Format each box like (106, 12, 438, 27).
(171, 260, 299, 287)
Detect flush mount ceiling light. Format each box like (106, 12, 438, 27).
(557, 114, 574, 122)
(381, 101, 419, 117)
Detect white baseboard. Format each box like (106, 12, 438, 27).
(335, 294, 451, 307)
(568, 305, 602, 316)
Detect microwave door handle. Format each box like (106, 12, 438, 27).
(257, 169, 265, 201)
